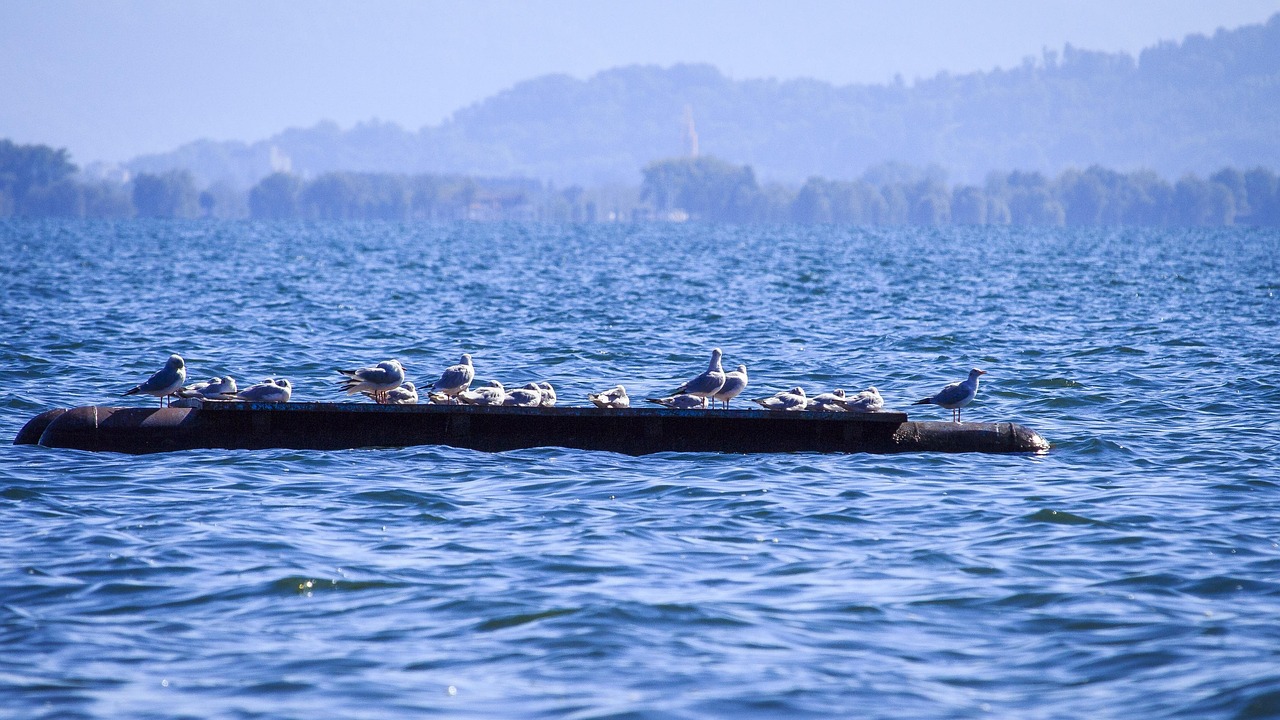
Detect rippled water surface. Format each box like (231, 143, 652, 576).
(2, 221, 1279, 718)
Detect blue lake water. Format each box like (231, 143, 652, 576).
(1, 220, 1279, 718)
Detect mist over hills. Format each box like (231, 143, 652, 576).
(123, 13, 1280, 189)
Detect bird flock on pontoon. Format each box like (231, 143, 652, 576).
(120, 350, 987, 422)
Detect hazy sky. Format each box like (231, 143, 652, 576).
(3, 0, 1278, 164)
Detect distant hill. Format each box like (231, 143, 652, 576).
(125, 13, 1280, 188)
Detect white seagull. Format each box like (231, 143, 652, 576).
(431, 354, 475, 404)
(713, 364, 749, 409)
(367, 381, 417, 405)
(459, 381, 508, 406)
(338, 359, 405, 403)
(178, 376, 238, 400)
(237, 378, 292, 403)
(647, 394, 707, 410)
(503, 383, 544, 407)
(836, 387, 885, 413)
(123, 354, 186, 407)
(177, 377, 217, 399)
(538, 382, 557, 407)
(807, 389, 849, 412)
(588, 385, 630, 409)
(913, 369, 986, 422)
(206, 376, 238, 399)
(752, 387, 808, 411)
(670, 348, 727, 409)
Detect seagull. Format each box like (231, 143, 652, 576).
(670, 348, 727, 409)
(538, 382, 557, 407)
(752, 387, 808, 411)
(204, 376, 238, 400)
(366, 381, 417, 405)
(459, 381, 508, 406)
(178, 376, 238, 400)
(713, 364, 748, 409)
(588, 385, 630, 409)
(177, 377, 218, 399)
(913, 369, 986, 422)
(431, 354, 475, 404)
(236, 378, 292, 403)
(123, 354, 186, 407)
(836, 387, 884, 413)
(807, 389, 849, 412)
(647, 394, 707, 410)
(338, 359, 404, 404)
(503, 383, 544, 407)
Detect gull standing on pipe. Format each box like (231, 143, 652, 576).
(123, 354, 186, 407)
(913, 369, 986, 422)
(670, 348, 727, 409)
(713, 364, 748, 409)
(430, 353, 474, 404)
(337, 359, 405, 404)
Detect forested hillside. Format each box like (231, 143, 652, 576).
(123, 14, 1280, 188)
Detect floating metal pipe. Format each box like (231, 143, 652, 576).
(15, 402, 1049, 456)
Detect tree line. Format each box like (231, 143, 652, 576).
(3, 139, 1279, 226)
(640, 157, 1280, 226)
(243, 172, 572, 222)
(0, 140, 592, 222)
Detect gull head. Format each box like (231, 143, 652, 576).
(969, 368, 988, 379)
(459, 353, 472, 365)
(167, 354, 185, 369)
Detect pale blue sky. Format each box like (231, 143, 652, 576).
(2, 0, 1278, 164)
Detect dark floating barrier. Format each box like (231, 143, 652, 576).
(14, 402, 1049, 455)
